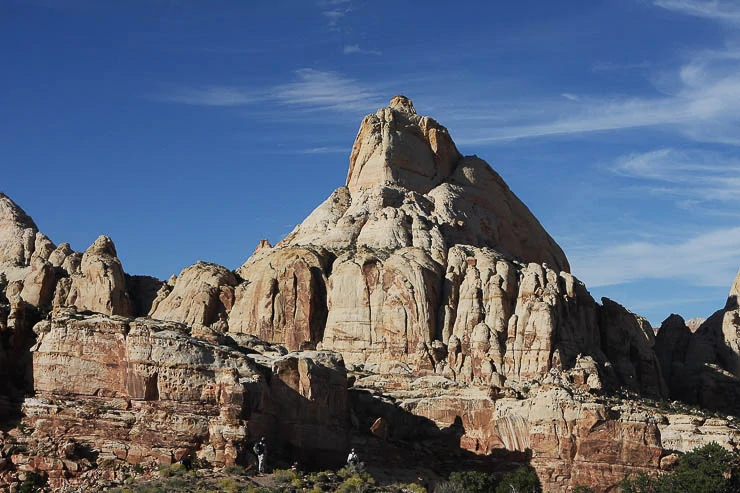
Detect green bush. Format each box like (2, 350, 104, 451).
(19, 470, 47, 493)
(433, 481, 467, 493)
(620, 442, 740, 493)
(399, 483, 427, 493)
(337, 474, 373, 493)
(223, 464, 246, 476)
(495, 466, 542, 493)
(448, 471, 498, 493)
(273, 468, 298, 484)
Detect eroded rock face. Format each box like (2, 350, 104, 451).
(346, 95, 461, 195)
(0, 194, 49, 283)
(350, 372, 733, 492)
(16, 310, 349, 490)
(321, 247, 442, 366)
(149, 261, 236, 326)
(63, 236, 132, 316)
(599, 299, 667, 398)
(654, 270, 740, 412)
(229, 246, 331, 351)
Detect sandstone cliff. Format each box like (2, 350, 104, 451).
(1, 96, 740, 492)
(4, 309, 348, 490)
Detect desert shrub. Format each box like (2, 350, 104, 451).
(217, 478, 239, 493)
(273, 468, 298, 484)
(399, 483, 427, 493)
(20, 470, 46, 493)
(310, 470, 331, 483)
(495, 466, 542, 493)
(448, 471, 498, 493)
(574, 486, 595, 493)
(337, 474, 373, 493)
(433, 481, 467, 493)
(620, 442, 740, 493)
(223, 463, 246, 476)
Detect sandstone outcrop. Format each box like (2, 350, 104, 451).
(229, 246, 330, 350)
(653, 269, 740, 412)
(149, 261, 236, 326)
(349, 370, 736, 492)
(5, 310, 349, 490)
(2, 96, 740, 491)
(62, 235, 132, 316)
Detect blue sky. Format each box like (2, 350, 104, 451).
(3, 0, 740, 326)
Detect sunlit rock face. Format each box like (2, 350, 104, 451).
(3, 96, 740, 492)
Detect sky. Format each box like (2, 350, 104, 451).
(2, 0, 740, 326)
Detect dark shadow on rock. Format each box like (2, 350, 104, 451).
(347, 388, 532, 478)
(0, 301, 38, 431)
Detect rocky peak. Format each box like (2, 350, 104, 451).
(729, 268, 740, 301)
(388, 94, 416, 114)
(346, 96, 461, 194)
(86, 235, 118, 257)
(0, 192, 41, 271)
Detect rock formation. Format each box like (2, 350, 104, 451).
(149, 261, 236, 327)
(12, 309, 348, 489)
(1, 96, 739, 491)
(653, 269, 740, 412)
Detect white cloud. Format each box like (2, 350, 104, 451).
(158, 87, 259, 106)
(614, 148, 740, 196)
(322, 9, 346, 25)
(571, 226, 740, 288)
(654, 0, 740, 23)
(591, 60, 651, 72)
(453, 46, 740, 145)
(560, 93, 581, 101)
(272, 68, 384, 112)
(156, 69, 384, 113)
(343, 44, 381, 55)
(300, 146, 347, 154)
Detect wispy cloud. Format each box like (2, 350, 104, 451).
(591, 60, 651, 72)
(155, 69, 385, 113)
(560, 93, 581, 101)
(571, 226, 740, 288)
(453, 46, 740, 145)
(158, 86, 260, 106)
(272, 68, 384, 111)
(654, 0, 740, 23)
(318, 0, 353, 28)
(300, 146, 348, 154)
(343, 44, 382, 55)
(613, 148, 740, 204)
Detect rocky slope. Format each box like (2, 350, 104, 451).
(1, 96, 740, 492)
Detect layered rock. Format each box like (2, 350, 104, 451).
(350, 371, 736, 492)
(9, 310, 349, 490)
(2, 96, 740, 491)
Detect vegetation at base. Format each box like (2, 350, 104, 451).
(109, 463, 426, 492)
(620, 442, 740, 493)
(441, 467, 542, 493)
(19, 470, 47, 493)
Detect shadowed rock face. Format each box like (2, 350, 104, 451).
(653, 269, 740, 412)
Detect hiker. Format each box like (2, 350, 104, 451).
(347, 448, 359, 467)
(253, 437, 266, 474)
